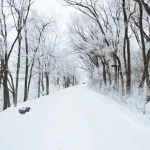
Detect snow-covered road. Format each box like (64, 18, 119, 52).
(0, 86, 150, 150)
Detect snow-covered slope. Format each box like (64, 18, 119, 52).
(0, 86, 150, 150)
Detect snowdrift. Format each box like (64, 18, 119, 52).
(0, 86, 150, 150)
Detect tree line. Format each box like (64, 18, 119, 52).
(64, 0, 150, 112)
(0, 0, 78, 111)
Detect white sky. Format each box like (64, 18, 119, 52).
(33, 0, 76, 54)
(34, 0, 86, 78)
(34, 0, 74, 30)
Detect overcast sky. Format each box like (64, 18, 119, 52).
(34, 0, 74, 30)
(33, 0, 76, 55)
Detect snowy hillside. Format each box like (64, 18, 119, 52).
(0, 86, 150, 150)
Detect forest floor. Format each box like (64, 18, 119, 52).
(0, 86, 150, 150)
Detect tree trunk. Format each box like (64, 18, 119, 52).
(24, 27, 29, 102)
(14, 33, 22, 106)
(41, 73, 45, 95)
(113, 57, 118, 90)
(139, 50, 150, 87)
(3, 69, 10, 110)
(122, 0, 131, 94)
(138, 1, 149, 89)
(99, 56, 107, 85)
(112, 52, 125, 96)
(45, 73, 49, 95)
(102, 63, 107, 85)
(38, 63, 41, 98)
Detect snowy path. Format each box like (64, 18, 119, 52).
(0, 86, 150, 150)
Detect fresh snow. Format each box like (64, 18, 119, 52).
(0, 86, 150, 150)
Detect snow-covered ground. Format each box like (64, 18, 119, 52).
(0, 86, 150, 150)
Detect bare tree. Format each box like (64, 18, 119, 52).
(133, 0, 150, 90)
(0, 0, 11, 109)
(64, 0, 110, 46)
(7, 0, 32, 106)
(25, 20, 52, 100)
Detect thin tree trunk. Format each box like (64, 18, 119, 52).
(100, 56, 107, 85)
(14, 33, 22, 106)
(138, 1, 149, 89)
(24, 26, 29, 102)
(38, 61, 41, 98)
(139, 50, 150, 87)
(41, 72, 45, 95)
(102, 63, 107, 85)
(122, 0, 131, 94)
(45, 73, 49, 95)
(3, 68, 10, 110)
(126, 35, 131, 94)
(113, 57, 118, 89)
(112, 52, 125, 96)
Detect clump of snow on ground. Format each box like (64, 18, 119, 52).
(0, 86, 150, 150)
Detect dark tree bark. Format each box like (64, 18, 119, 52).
(24, 25, 29, 102)
(41, 72, 45, 95)
(134, 0, 150, 16)
(3, 69, 10, 110)
(38, 60, 41, 98)
(45, 72, 50, 95)
(1, 0, 11, 109)
(15, 33, 22, 106)
(122, 0, 131, 94)
(99, 56, 107, 85)
(137, 1, 149, 88)
(112, 52, 125, 95)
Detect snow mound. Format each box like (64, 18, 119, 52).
(0, 86, 150, 150)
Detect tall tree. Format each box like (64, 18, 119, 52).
(122, 0, 132, 94)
